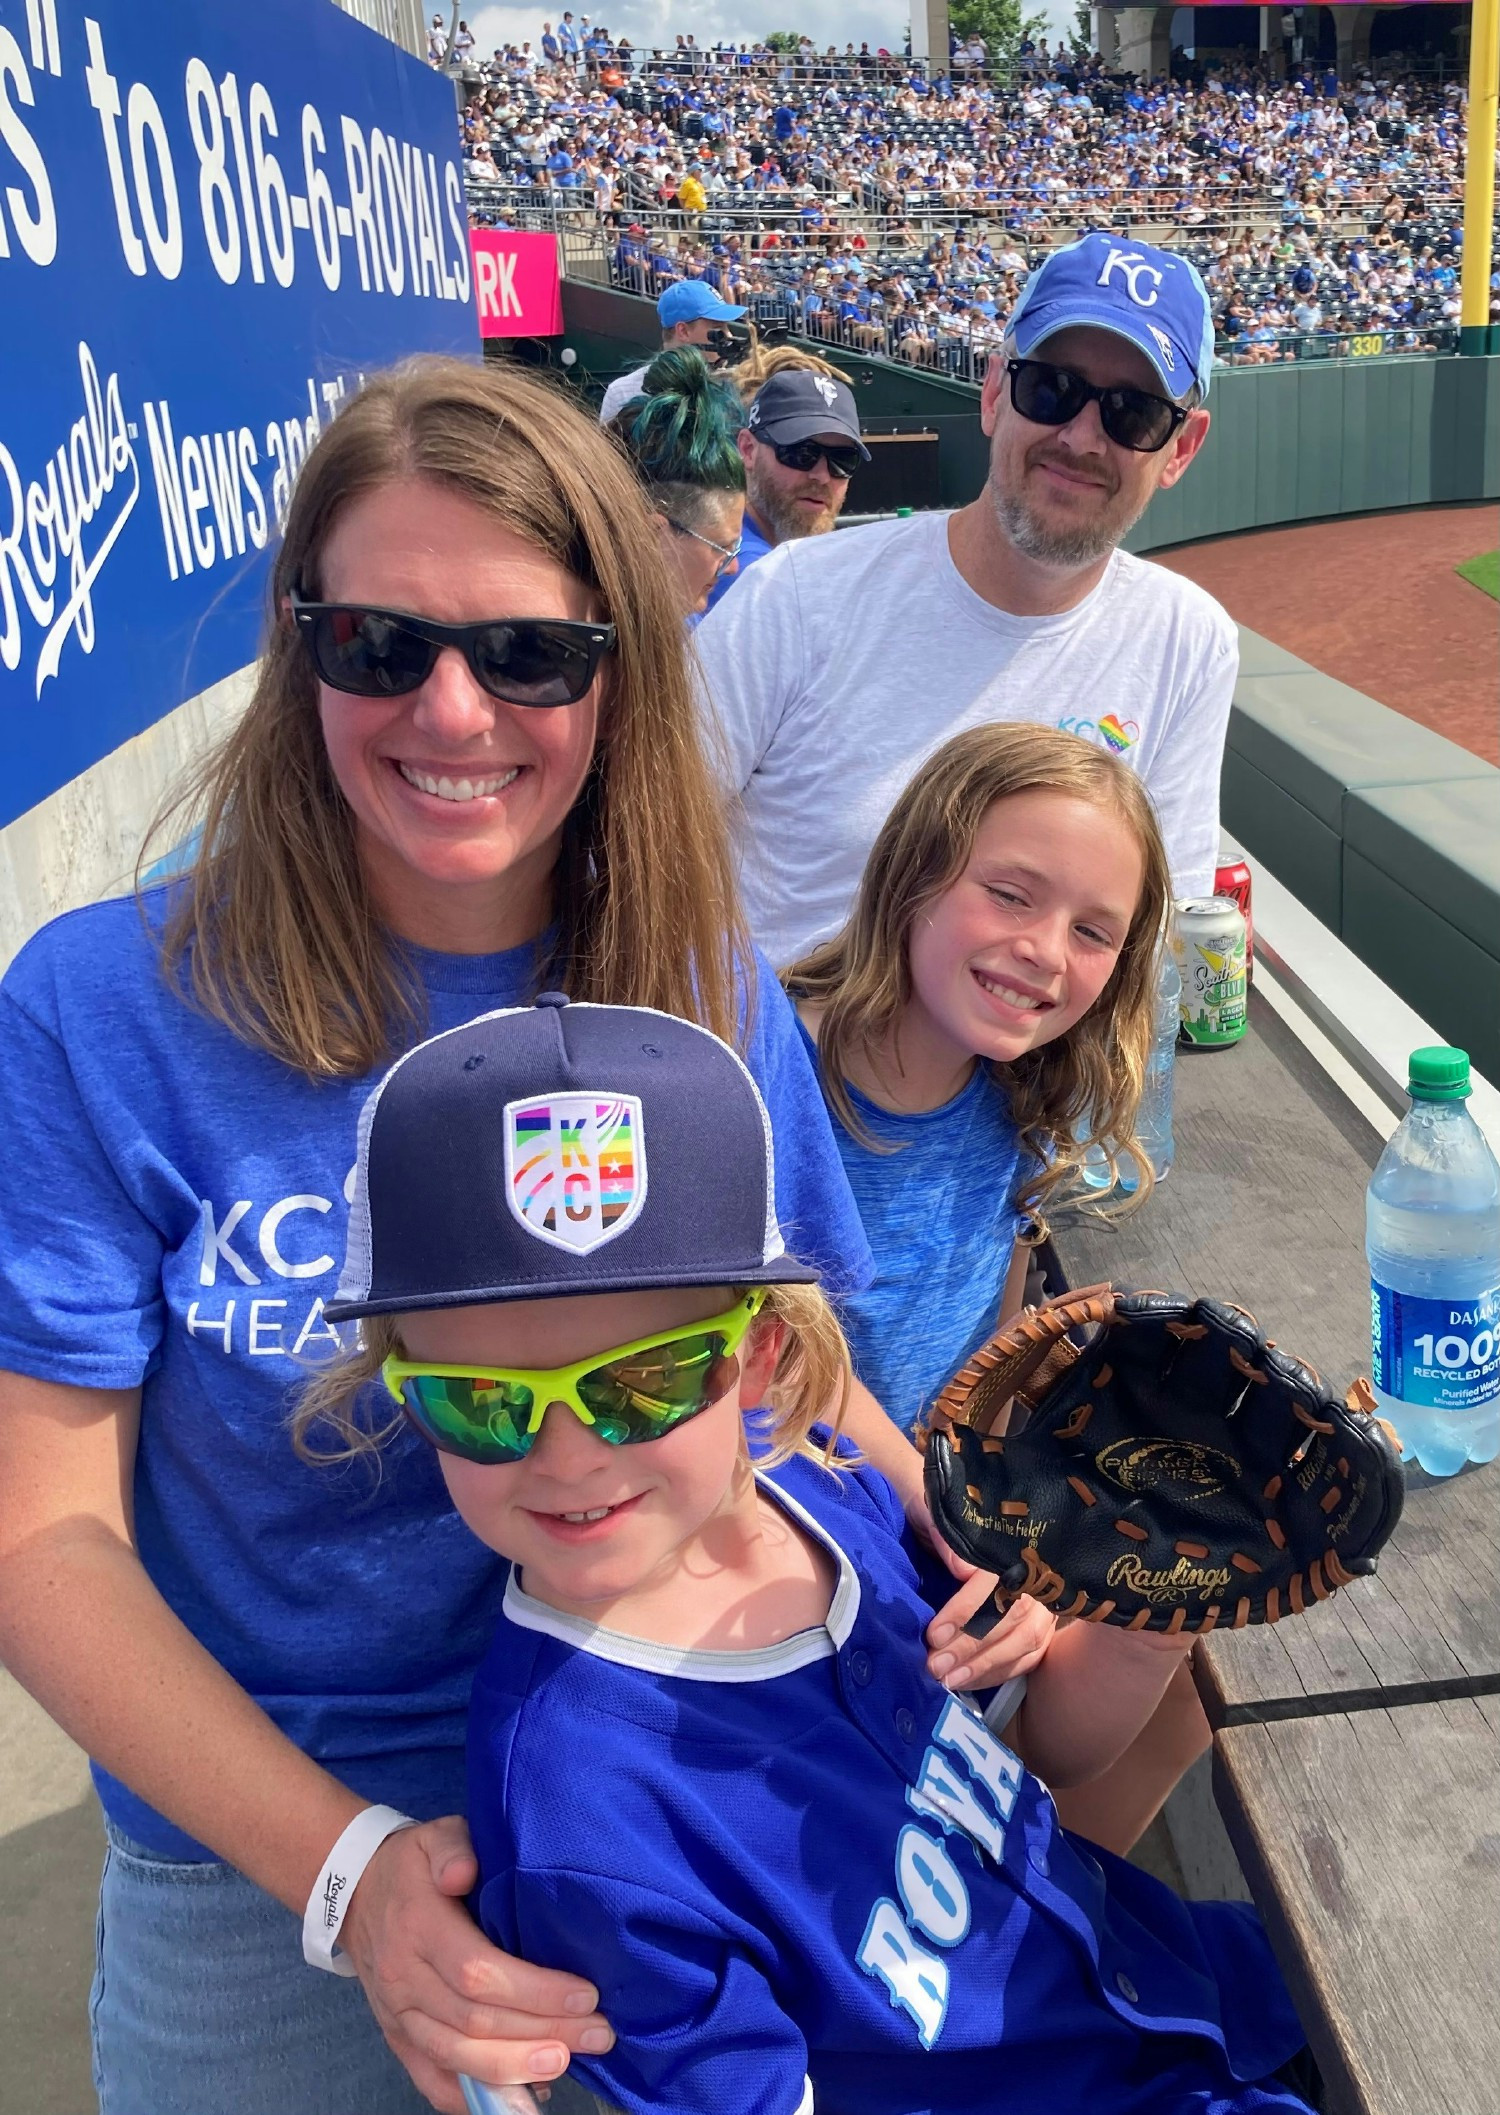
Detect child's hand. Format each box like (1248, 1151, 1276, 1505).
(925, 1571, 1055, 1693)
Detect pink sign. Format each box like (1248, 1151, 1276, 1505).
(469, 230, 564, 338)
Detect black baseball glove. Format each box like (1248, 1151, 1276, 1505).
(922, 1286, 1406, 1635)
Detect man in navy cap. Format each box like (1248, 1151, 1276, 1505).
(697, 233, 1237, 967)
(702, 369, 869, 614)
(597, 279, 747, 424)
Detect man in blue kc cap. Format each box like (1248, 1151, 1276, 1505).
(598, 279, 747, 424)
(696, 227, 1241, 984)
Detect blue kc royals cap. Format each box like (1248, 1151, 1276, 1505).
(327, 995, 817, 1321)
(657, 280, 746, 327)
(1007, 232, 1215, 401)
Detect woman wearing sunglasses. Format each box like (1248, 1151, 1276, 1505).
(0, 358, 873, 2115)
(607, 348, 747, 618)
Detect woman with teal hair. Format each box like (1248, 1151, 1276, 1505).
(609, 349, 746, 618)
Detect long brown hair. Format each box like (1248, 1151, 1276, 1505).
(783, 725, 1173, 1227)
(293, 1282, 853, 1474)
(146, 357, 746, 1078)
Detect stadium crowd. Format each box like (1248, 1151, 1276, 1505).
(451, 29, 1480, 368)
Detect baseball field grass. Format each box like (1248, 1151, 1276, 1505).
(1455, 548, 1500, 600)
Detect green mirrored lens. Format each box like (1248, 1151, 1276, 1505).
(402, 1374, 536, 1460)
(576, 1331, 731, 1440)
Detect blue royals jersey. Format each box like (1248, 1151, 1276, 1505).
(468, 1456, 1311, 2115)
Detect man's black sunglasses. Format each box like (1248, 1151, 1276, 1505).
(769, 438, 863, 480)
(1005, 358, 1189, 454)
(290, 597, 615, 707)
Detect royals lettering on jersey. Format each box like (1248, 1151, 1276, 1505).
(856, 1695, 1024, 2046)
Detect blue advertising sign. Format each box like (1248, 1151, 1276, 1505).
(0, 0, 479, 830)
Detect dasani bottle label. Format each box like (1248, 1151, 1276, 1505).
(1369, 1283, 1500, 1413)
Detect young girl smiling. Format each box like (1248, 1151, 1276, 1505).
(785, 722, 1169, 1447)
(302, 993, 1320, 2115)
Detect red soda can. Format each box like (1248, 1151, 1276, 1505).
(1214, 858, 1253, 968)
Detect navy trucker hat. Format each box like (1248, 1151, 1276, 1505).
(1006, 232, 1215, 401)
(326, 995, 817, 1321)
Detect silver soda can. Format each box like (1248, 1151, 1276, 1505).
(1172, 897, 1248, 1049)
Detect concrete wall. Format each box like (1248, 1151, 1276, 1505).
(1224, 628, 1500, 1081)
(0, 665, 253, 975)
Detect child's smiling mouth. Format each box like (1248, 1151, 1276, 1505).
(972, 967, 1055, 1013)
(524, 1492, 646, 1540)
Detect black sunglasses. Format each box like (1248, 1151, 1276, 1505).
(769, 438, 863, 480)
(290, 596, 615, 707)
(1005, 358, 1188, 454)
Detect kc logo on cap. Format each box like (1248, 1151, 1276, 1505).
(505, 1094, 646, 1255)
(1095, 245, 1164, 308)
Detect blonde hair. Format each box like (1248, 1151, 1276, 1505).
(145, 357, 746, 1078)
(783, 725, 1173, 1229)
(733, 341, 853, 403)
(292, 1282, 852, 1473)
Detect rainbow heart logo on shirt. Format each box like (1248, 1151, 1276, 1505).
(1098, 715, 1140, 753)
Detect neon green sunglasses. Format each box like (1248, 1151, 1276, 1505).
(382, 1290, 768, 1465)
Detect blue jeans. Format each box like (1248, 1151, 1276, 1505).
(90, 1820, 609, 2115)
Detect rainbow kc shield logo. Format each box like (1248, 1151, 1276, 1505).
(503, 1094, 646, 1255)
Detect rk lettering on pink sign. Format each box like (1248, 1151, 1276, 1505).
(469, 230, 563, 338)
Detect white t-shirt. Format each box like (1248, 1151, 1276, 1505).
(598, 361, 652, 424)
(694, 510, 1239, 968)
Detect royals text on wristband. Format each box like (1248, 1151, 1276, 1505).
(302, 1804, 419, 1975)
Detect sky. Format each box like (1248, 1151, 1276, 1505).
(458, 2, 1080, 64)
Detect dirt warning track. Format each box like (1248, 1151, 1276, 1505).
(1152, 502, 1500, 766)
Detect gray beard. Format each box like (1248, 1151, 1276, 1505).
(991, 480, 1146, 570)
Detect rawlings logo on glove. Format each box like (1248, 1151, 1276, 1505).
(922, 1286, 1406, 1636)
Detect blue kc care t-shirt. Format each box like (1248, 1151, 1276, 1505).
(0, 890, 872, 1858)
(468, 1452, 1312, 2115)
(796, 1020, 1028, 1433)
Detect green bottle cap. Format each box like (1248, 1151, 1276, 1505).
(896, 506, 913, 517)
(1408, 1046, 1471, 1100)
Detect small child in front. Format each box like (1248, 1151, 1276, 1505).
(309, 994, 1318, 2115)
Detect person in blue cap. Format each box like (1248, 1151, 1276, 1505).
(696, 229, 1236, 970)
(598, 279, 747, 425)
(304, 994, 1325, 2115)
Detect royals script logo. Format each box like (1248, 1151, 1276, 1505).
(503, 1093, 646, 1255)
(0, 340, 140, 697)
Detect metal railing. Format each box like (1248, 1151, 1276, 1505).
(464, 181, 1466, 253)
(579, 231, 1461, 379)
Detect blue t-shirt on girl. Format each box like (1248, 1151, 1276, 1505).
(796, 1020, 1026, 1434)
(0, 892, 872, 1858)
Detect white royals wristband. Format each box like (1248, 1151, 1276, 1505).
(303, 1805, 419, 1975)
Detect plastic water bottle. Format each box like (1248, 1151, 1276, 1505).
(1079, 953, 1180, 1192)
(1366, 1046, 1500, 1477)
